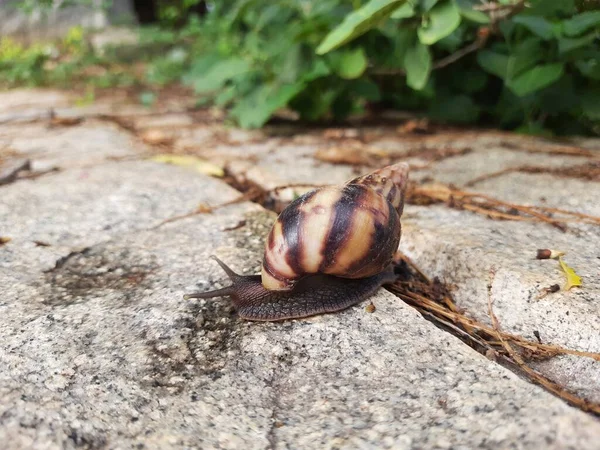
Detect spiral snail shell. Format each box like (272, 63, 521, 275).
(184, 162, 410, 321)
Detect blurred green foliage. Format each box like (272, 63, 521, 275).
(2, 0, 599, 135)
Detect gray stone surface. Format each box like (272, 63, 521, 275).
(0, 120, 143, 171)
(176, 121, 600, 405)
(2, 90, 600, 449)
(400, 206, 600, 402)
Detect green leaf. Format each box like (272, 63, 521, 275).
(418, 0, 462, 45)
(506, 37, 544, 79)
(191, 58, 251, 93)
(437, 27, 464, 52)
(477, 50, 509, 79)
(231, 82, 305, 128)
(391, 2, 415, 19)
(575, 57, 600, 80)
(581, 89, 600, 120)
(351, 79, 381, 101)
(292, 89, 339, 121)
(428, 94, 480, 123)
(333, 48, 368, 79)
(507, 63, 564, 97)
(538, 75, 578, 114)
(278, 44, 302, 83)
(422, 0, 440, 11)
(558, 32, 597, 54)
(512, 15, 554, 40)
(214, 86, 236, 107)
(455, 0, 489, 24)
(182, 53, 221, 85)
(404, 40, 432, 90)
(526, 0, 576, 18)
(563, 11, 600, 36)
(316, 0, 407, 54)
(449, 69, 488, 93)
(302, 60, 332, 82)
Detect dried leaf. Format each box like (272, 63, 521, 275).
(397, 118, 432, 134)
(49, 116, 84, 127)
(141, 129, 175, 146)
(558, 257, 582, 290)
(0, 236, 11, 246)
(314, 143, 390, 166)
(150, 155, 224, 177)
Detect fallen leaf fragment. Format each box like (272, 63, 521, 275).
(150, 154, 224, 177)
(49, 116, 84, 127)
(397, 118, 431, 135)
(142, 129, 175, 146)
(314, 143, 390, 166)
(558, 257, 582, 290)
(195, 203, 213, 213)
(0, 236, 11, 246)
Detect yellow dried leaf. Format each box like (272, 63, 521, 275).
(558, 257, 582, 290)
(150, 155, 224, 177)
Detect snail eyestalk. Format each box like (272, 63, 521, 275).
(183, 286, 236, 300)
(183, 256, 241, 300)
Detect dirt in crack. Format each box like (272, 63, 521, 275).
(43, 245, 159, 305)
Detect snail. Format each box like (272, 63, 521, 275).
(184, 162, 410, 321)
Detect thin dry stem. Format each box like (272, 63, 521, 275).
(487, 269, 600, 415)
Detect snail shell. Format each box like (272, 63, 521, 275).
(184, 162, 410, 321)
(261, 162, 409, 291)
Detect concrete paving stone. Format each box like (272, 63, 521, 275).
(400, 205, 600, 402)
(0, 89, 72, 123)
(471, 171, 600, 217)
(0, 120, 143, 171)
(2, 90, 600, 449)
(0, 160, 244, 274)
(200, 128, 600, 407)
(2, 206, 600, 449)
(414, 147, 591, 188)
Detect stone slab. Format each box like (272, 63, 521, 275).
(3, 206, 600, 449)
(0, 120, 143, 171)
(2, 90, 600, 449)
(184, 125, 600, 406)
(0, 159, 243, 274)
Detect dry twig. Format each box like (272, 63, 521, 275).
(487, 269, 600, 415)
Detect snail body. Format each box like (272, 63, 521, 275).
(185, 162, 409, 321)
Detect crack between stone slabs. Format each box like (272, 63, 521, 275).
(0, 154, 150, 188)
(264, 368, 286, 450)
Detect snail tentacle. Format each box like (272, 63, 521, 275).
(183, 256, 242, 300)
(184, 258, 399, 321)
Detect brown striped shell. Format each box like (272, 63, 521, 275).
(261, 162, 409, 291)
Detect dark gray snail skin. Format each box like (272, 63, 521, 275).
(184, 256, 399, 321)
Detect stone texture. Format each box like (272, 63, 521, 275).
(176, 122, 600, 405)
(2, 90, 600, 449)
(0, 120, 143, 171)
(3, 203, 600, 449)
